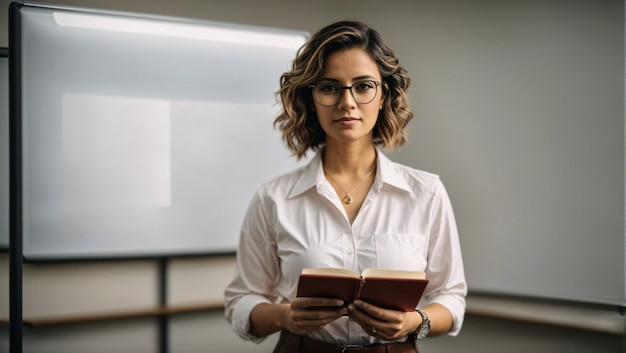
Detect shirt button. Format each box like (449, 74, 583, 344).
(347, 249, 353, 255)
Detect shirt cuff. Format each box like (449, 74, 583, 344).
(230, 294, 273, 343)
(429, 296, 466, 337)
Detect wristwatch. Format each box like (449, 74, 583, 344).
(413, 308, 430, 340)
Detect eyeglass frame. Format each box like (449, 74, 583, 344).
(308, 80, 383, 107)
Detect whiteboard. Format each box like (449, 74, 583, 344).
(391, 0, 625, 306)
(12, 3, 308, 260)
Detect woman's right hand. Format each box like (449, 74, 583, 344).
(285, 297, 347, 335)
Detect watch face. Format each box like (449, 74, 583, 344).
(416, 326, 429, 340)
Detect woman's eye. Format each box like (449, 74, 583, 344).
(319, 84, 339, 93)
(354, 81, 374, 91)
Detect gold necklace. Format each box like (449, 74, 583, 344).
(324, 161, 377, 204)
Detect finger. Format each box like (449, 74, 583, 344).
(292, 297, 345, 310)
(347, 305, 392, 337)
(353, 300, 403, 323)
(352, 300, 385, 317)
(291, 304, 347, 326)
(347, 305, 378, 332)
(369, 325, 381, 337)
(291, 312, 346, 335)
(347, 302, 381, 324)
(359, 322, 388, 339)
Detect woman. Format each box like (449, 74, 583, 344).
(224, 20, 466, 353)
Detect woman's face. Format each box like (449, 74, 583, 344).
(312, 48, 384, 146)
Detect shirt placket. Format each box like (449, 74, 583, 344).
(344, 222, 372, 341)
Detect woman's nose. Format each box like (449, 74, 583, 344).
(337, 87, 356, 109)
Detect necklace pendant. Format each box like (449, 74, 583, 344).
(343, 194, 354, 204)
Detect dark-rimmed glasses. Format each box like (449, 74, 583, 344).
(309, 80, 382, 107)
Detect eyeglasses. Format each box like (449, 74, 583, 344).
(309, 80, 382, 107)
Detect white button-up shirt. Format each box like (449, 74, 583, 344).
(224, 148, 466, 345)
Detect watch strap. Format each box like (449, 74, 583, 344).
(413, 308, 430, 340)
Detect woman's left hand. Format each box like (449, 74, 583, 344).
(347, 300, 420, 341)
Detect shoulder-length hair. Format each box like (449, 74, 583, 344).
(274, 20, 413, 160)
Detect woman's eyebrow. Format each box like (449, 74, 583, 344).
(316, 75, 379, 83)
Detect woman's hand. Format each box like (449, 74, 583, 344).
(284, 297, 348, 335)
(347, 300, 421, 341)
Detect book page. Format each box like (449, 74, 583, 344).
(301, 268, 360, 278)
(361, 269, 426, 280)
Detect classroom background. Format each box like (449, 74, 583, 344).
(0, 0, 624, 352)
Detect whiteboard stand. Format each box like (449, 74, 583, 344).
(9, 3, 23, 352)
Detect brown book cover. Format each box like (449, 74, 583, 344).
(296, 268, 428, 312)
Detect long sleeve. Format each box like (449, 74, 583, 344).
(224, 187, 280, 342)
(422, 179, 467, 336)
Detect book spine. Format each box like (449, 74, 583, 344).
(354, 278, 366, 301)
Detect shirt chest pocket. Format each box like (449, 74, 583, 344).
(374, 232, 428, 271)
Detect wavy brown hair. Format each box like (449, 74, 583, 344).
(274, 20, 413, 160)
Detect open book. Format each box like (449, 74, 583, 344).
(296, 268, 428, 312)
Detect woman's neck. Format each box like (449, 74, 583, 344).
(322, 141, 377, 178)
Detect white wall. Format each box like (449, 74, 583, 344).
(0, 0, 624, 352)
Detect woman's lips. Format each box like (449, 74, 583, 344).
(334, 117, 360, 126)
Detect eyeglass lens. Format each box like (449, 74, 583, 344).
(312, 80, 379, 106)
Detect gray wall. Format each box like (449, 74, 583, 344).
(392, 0, 624, 306)
(0, 0, 624, 352)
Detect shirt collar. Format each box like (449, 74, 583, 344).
(376, 149, 412, 193)
(287, 147, 412, 199)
